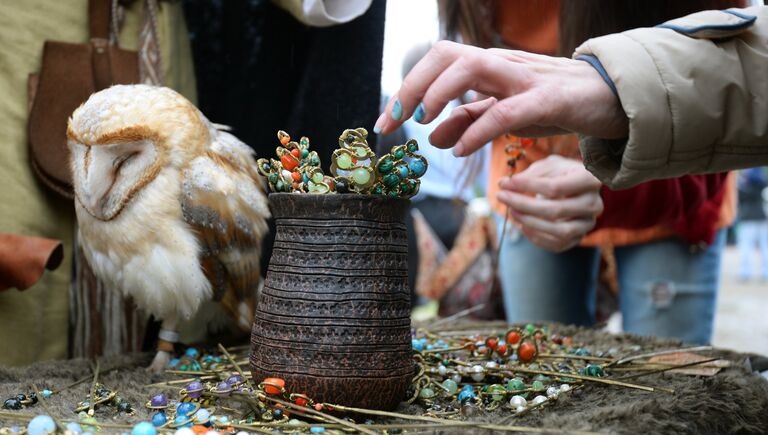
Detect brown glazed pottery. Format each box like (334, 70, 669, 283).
(250, 193, 414, 410)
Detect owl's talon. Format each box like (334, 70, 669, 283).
(147, 350, 172, 373)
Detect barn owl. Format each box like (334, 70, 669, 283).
(67, 85, 270, 372)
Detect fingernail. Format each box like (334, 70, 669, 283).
(414, 103, 426, 123)
(452, 142, 465, 157)
(391, 100, 403, 121)
(373, 112, 386, 134)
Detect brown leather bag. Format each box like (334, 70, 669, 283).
(28, 0, 139, 198)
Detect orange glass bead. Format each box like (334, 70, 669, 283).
(291, 171, 302, 182)
(520, 138, 535, 147)
(281, 153, 299, 171)
(191, 425, 209, 434)
(518, 341, 537, 363)
(486, 337, 498, 350)
(263, 377, 285, 395)
(506, 330, 521, 345)
(291, 148, 300, 158)
(294, 396, 308, 407)
(280, 135, 291, 145)
(563, 337, 574, 346)
(314, 403, 324, 411)
(508, 147, 522, 159)
(496, 344, 508, 355)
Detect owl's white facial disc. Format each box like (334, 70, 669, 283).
(71, 139, 159, 220)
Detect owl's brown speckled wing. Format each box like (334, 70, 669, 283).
(181, 129, 270, 330)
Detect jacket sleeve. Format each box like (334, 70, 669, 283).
(574, 6, 768, 189)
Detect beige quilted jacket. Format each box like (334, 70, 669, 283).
(575, 6, 768, 189)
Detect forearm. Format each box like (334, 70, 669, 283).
(576, 6, 768, 189)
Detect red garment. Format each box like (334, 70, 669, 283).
(595, 174, 729, 245)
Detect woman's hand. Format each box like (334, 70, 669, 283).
(497, 156, 603, 252)
(374, 40, 628, 157)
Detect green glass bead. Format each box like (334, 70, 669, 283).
(310, 156, 320, 166)
(371, 185, 383, 195)
(268, 173, 278, 184)
(337, 153, 353, 169)
(533, 374, 550, 383)
(352, 168, 371, 185)
(525, 324, 536, 334)
(507, 378, 525, 392)
(399, 182, 411, 194)
(585, 364, 604, 377)
(301, 149, 309, 158)
(179, 364, 189, 371)
(394, 148, 405, 159)
(355, 147, 368, 158)
(488, 384, 506, 401)
(312, 172, 324, 183)
(388, 190, 399, 198)
(407, 141, 418, 152)
(419, 388, 436, 399)
(442, 379, 458, 395)
(532, 380, 545, 391)
(383, 173, 400, 188)
(378, 158, 394, 174)
(300, 137, 309, 146)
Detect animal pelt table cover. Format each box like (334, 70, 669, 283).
(1, 323, 767, 434)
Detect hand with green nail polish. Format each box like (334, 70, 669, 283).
(373, 40, 627, 157)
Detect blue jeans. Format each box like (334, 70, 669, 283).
(735, 221, 768, 280)
(497, 218, 726, 344)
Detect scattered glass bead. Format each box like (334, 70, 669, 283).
(560, 384, 572, 392)
(131, 422, 156, 435)
(532, 395, 548, 405)
(470, 365, 485, 382)
(173, 414, 193, 429)
(3, 398, 22, 410)
(176, 402, 196, 416)
(262, 377, 286, 395)
(66, 422, 83, 434)
(419, 388, 436, 399)
(310, 426, 326, 433)
(173, 429, 195, 435)
(184, 348, 200, 359)
(488, 384, 506, 401)
(442, 379, 458, 395)
(546, 386, 559, 397)
(507, 378, 526, 392)
(27, 415, 56, 435)
(185, 381, 204, 399)
(151, 412, 167, 427)
(41, 390, 53, 399)
(532, 380, 545, 391)
(510, 396, 527, 410)
(585, 364, 605, 377)
(148, 393, 168, 408)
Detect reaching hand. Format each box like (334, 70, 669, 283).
(497, 156, 603, 252)
(374, 40, 628, 157)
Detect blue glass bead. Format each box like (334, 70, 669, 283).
(310, 427, 326, 433)
(461, 384, 475, 392)
(184, 348, 199, 359)
(457, 390, 476, 403)
(173, 415, 192, 429)
(151, 412, 167, 427)
(41, 390, 53, 399)
(411, 339, 423, 351)
(27, 415, 56, 435)
(130, 421, 157, 435)
(176, 402, 196, 416)
(408, 160, 426, 177)
(398, 166, 409, 179)
(426, 344, 434, 351)
(303, 173, 310, 183)
(65, 422, 83, 434)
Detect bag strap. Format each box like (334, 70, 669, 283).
(88, 0, 112, 42)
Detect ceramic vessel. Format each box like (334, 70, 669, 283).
(250, 193, 413, 410)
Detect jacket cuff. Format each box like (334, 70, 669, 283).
(575, 33, 673, 189)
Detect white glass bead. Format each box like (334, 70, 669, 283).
(509, 395, 527, 408)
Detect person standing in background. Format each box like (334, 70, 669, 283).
(736, 167, 768, 281)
